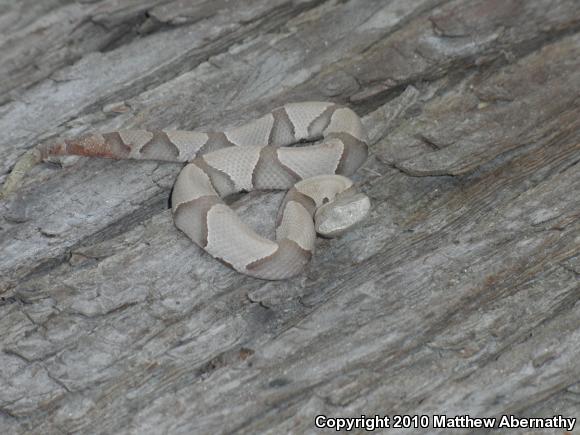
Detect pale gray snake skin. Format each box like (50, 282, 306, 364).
(1, 102, 371, 280)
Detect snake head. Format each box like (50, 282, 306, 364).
(314, 188, 371, 238)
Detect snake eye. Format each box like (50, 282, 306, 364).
(322, 197, 330, 204)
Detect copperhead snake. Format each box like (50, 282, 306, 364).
(1, 102, 370, 280)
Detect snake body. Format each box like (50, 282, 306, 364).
(1, 102, 370, 280)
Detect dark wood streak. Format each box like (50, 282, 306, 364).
(3, 0, 579, 432)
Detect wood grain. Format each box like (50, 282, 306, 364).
(1, 0, 579, 433)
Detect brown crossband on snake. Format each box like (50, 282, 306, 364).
(1, 102, 371, 280)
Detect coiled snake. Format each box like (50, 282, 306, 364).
(1, 102, 370, 280)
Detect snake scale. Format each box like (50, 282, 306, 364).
(1, 102, 370, 280)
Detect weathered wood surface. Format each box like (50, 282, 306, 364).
(1, 0, 579, 433)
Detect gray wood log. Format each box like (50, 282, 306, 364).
(1, 0, 579, 433)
